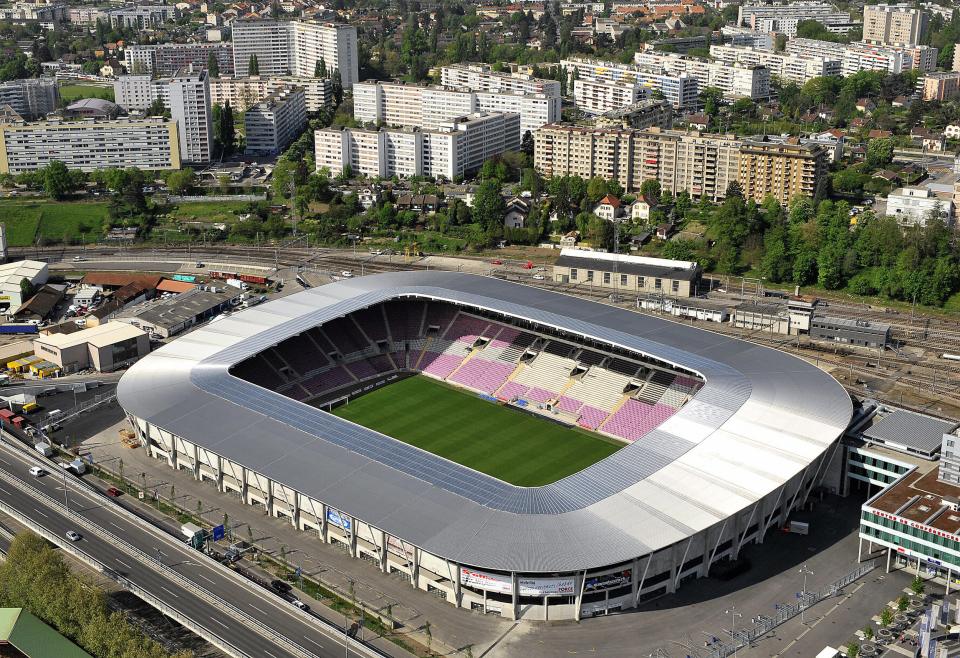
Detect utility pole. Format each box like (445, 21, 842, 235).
(725, 606, 742, 657)
(799, 564, 814, 624)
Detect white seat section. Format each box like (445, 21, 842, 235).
(636, 370, 675, 405)
(513, 352, 577, 392)
(565, 367, 633, 412)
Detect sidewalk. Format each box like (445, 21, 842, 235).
(81, 419, 511, 658)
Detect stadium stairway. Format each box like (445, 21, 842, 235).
(446, 348, 480, 379)
(598, 393, 633, 432)
(412, 337, 433, 370)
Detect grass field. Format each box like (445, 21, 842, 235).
(168, 200, 251, 223)
(331, 376, 621, 486)
(0, 200, 107, 246)
(58, 83, 115, 103)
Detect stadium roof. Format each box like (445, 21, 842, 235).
(118, 272, 852, 573)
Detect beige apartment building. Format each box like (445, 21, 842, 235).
(738, 138, 827, 206)
(534, 124, 637, 191)
(863, 4, 928, 47)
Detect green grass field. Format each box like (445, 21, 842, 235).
(331, 376, 621, 486)
(168, 200, 251, 223)
(0, 200, 107, 246)
(58, 83, 115, 103)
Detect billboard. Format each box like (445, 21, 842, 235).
(584, 570, 632, 593)
(327, 508, 351, 531)
(459, 568, 576, 596)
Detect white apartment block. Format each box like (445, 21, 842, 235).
(710, 45, 841, 84)
(785, 38, 847, 61)
(114, 74, 168, 111)
(841, 42, 913, 75)
(0, 78, 59, 119)
(0, 2, 67, 24)
(573, 78, 645, 115)
(886, 187, 953, 228)
(68, 6, 106, 24)
(352, 81, 558, 140)
(0, 117, 181, 173)
(722, 26, 774, 50)
(210, 76, 331, 113)
(737, 2, 852, 36)
(440, 64, 561, 97)
(167, 69, 214, 164)
(232, 20, 358, 87)
(315, 112, 520, 180)
(633, 51, 771, 100)
(751, 16, 859, 37)
(107, 5, 176, 28)
(244, 87, 307, 155)
(863, 4, 928, 47)
(560, 58, 699, 109)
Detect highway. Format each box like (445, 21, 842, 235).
(0, 439, 381, 658)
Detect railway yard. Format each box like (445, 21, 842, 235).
(15, 242, 960, 420)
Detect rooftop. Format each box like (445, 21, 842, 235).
(34, 321, 146, 350)
(117, 288, 237, 330)
(868, 466, 960, 539)
(862, 408, 956, 458)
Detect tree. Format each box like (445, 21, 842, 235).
(520, 130, 534, 159)
(42, 161, 72, 200)
(897, 595, 908, 611)
(846, 641, 860, 658)
(863, 626, 873, 641)
(866, 138, 894, 169)
(725, 180, 744, 199)
(248, 53, 259, 75)
(910, 575, 926, 596)
(166, 168, 196, 195)
(700, 86, 723, 117)
(213, 101, 235, 157)
(147, 96, 166, 117)
(315, 57, 327, 78)
(880, 607, 893, 627)
(639, 179, 661, 206)
(19, 278, 32, 301)
(207, 51, 220, 78)
(331, 69, 343, 105)
(472, 180, 506, 243)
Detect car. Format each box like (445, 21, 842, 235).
(340, 271, 354, 278)
(270, 579, 292, 594)
(490, 259, 503, 265)
(292, 599, 310, 611)
(65, 530, 81, 541)
(28, 466, 45, 477)
(532, 274, 545, 280)
(72, 256, 86, 262)
(105, 486, 122, 497)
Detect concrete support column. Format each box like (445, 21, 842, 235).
(349, 517, 358, 558)
(452, 562, 463, 608)
(511, 572, 519, 621)
(320, 504, 329, 544)
(192, 442, 200, 480)
(412, 547, 421, 590)
(701, 530, 711, 577)
(667, 544, 679, 594)
(264, 477, 274, 516)
(216, 455, 224, 493)
(380, 530, 388, 573)
(240, 466, 248, 505)
(630, 557, 640, 609)
(886, 547, 892, 573)
(290, 493, 299, 529)
(858, 536, 863, 562)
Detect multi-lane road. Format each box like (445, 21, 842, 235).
(0, 438, 385, 658)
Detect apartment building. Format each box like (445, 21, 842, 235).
(594, 99, 674, 130)
(722, 27, 774, 50)
(633, 51, 771, 100)
(0, 2, 66, 24)
(123, 43, 234, 77)
(68, 6, 107, 24)
(0, 117, 180, 173)
(636, 128, 742, 203)
(709, 44, 841, 84)
(863, 4, 928, 47)
(737, 2, 852, 36)
(107, 5, 176, 28)
(244, 87, 307, 155)
(0, 78, 59, 119)
(440, 64, 561, 97)
(209, 76, 331, 112)
(560, 58, 699, 109)
(738, 137, 827, 206)
(167, 69, 213, 164)
(573, 78, 645, 115)
(315, 112, 519, 180)
(232, 20, 358, 87)
(886, 187, 954, 227)
(786, 37, 932, 74)
(534, 124, 636, 192)
(113, 74, 167, 111)
(351, 81, 559, 139)
(922, 71, 960, 102)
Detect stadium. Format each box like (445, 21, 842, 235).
(117, 271, 853, 620)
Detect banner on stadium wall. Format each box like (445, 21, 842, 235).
(326, 508, 351, 531)
(584, 570, 632, 593)
(459, 568, 576, 596)
(386, 536, 414, 560)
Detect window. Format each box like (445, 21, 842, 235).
(638, 276, 646, 289)
(672, 280, 680, 293)
(586, 270, 594, 281)
(570, 268, 578, 281)
(603, 272, 611, 284)
(655, 278, 662, 290)
(621, 274, 628, 286)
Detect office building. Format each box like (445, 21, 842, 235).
(232, 20, 358, 88)
(863, 4, 928, 47)
(922, 71, 960, 102)
(244, 87, 307, 155)
(738, 137, 828, 206)
(573, 79, 646, 115)
(440, 64, 561, 97)
(123, 43, 234, 76)
(107, 5, 176, 28)
(709, 44, 841, 84)
(886, 187, 954, 227)
(315, 112, 520, 180)
(167, 69, 213, 164)
(561, 58, 699, 109)
(737, 2, 852, 37)
(210, 76, 331, 113)
(352, 81, 558, 140)
(0, 117, 180, 173)
(0, 78, 58, 119)
(633, 51, 770, 100)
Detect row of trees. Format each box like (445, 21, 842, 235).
(0, 532, 193, 658)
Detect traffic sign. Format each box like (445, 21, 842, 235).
(212, 524, 225, 541)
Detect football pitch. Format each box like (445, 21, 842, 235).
(331, 375, 621, 487)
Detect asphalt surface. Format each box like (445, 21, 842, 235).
(0, 439, 377, 658)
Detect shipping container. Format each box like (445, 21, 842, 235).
(0, 324, 38, 334)
(238, 273, 268, 285)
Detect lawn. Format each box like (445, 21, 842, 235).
(168, 200, 252, 224)
(0, 200, 107, 246)
(331, 375, 621, 486)
(58, 83, 115, 103)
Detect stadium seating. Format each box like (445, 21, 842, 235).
(565, 368, 632, 412)
(449, 357, 516, 394)
(513, 352, 576, 394)
(390, 351, 407, 369)
(497, 381, 529, 400)
(301, 366, 356, 396)
(577, 405, 608, 430)
(495, 331, 537, 363)
(636, 370, 675, 405)
(444, 314, 493, 345)
(525, 387, 555, 404)
(273, 333, 328, 376)
(324, 317, 372, 355)
(351, 306, 390, 343)
(489, 326, 520, 349)
(555, 395, 583, 414)
(306, 327, 339, 357)
(423, 303, 458, 335)
(231, 354, 284, 390)
(602, 400, 676, 442)
(420, 352, 464, 379)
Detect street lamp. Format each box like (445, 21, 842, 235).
(726, 606, 742, 657)
(799, 564, 814, 624)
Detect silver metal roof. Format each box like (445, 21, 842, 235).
(117, 272, 853, 573)
(863, 409, 956, 455)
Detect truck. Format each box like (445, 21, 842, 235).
(181, 522, 204, 547)
(34, 443, 52, 457)
(59, 459, 86, 475)
(225, 278, 248, 290)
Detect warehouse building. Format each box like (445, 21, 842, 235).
(552, 249, 701, 297)
(0, 260, 48, 315)
(810, 316, 891, 348)
(32, 321, 149, 373)
(114, 288, 239, 338)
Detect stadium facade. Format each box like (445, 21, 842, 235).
(117, 272, 853, 620)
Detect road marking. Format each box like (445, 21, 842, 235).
(302, 636, 326, 650)
(160, 586, 179, 598)
(247, 603, 267, 615)
(115, 558, 133, 570)
(263, 651, 279, 658)
(0, 487, 13, 496)
(196, 573, 216, 586)
(108, 521, 124, 531)
(209, 616, 230, 629)
(32, 508, 48, 518)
